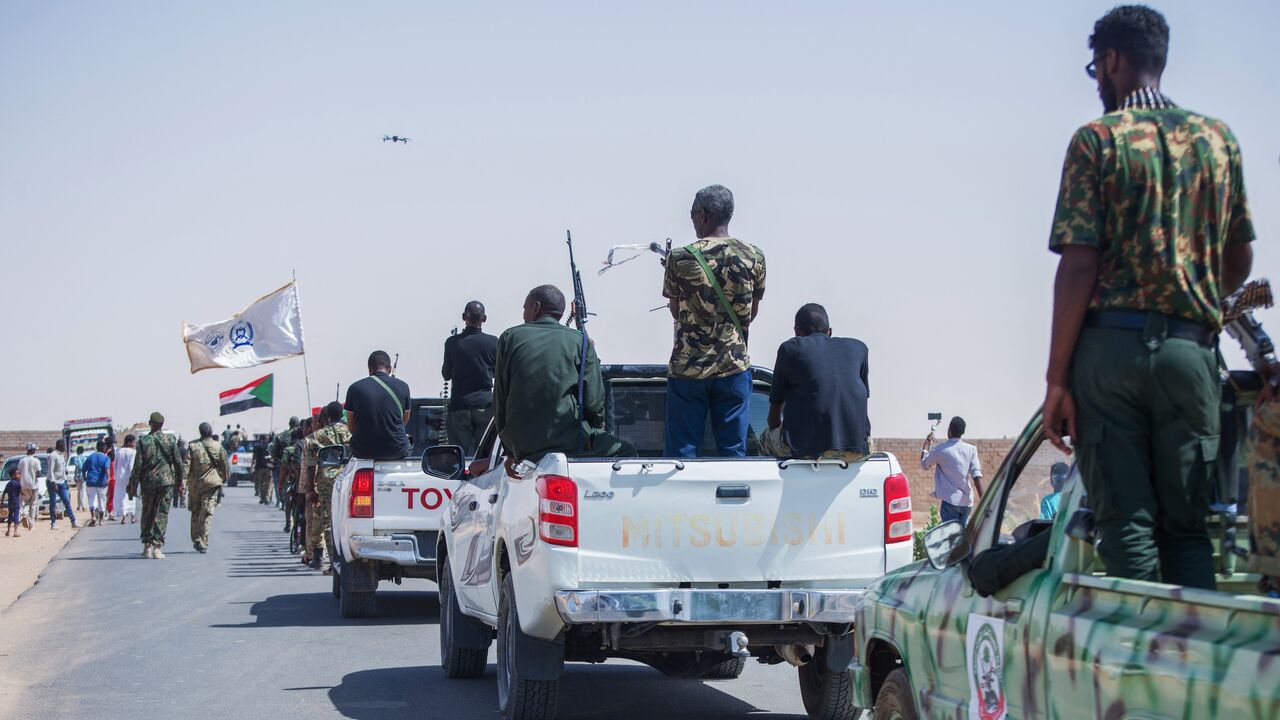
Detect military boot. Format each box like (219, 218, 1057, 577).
(152, 546, 166, 560)
(142, 544, 153, 559)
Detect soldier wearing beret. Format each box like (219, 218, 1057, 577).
(126, 411, 187, 559)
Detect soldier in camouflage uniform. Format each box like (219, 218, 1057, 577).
(187, 422, 228, 554)
(279, 424, 303, 534)
(1042, 6, 1255, 590)
(301, 402, 351, 571)
(293, 419, 314, 561)
(126, 412, 187, 559)
(662, 184, 766, 458)
(272, 416, 299, 510)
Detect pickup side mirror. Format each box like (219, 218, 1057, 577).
(924, 520, 971, 570)
(422, 445, 467, 480)
(316, 444, 348, 467)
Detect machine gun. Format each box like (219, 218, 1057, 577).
(1224, 278, 1276, 377)
(439, 326, 458, 444)
(567, 231, 590, 452)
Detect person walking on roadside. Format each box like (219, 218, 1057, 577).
(126, 412, 187, 559)
(46, 440, 78, 529)
(662, 184, 766, 458)
(251, 441, 271, 505)
(187, 423, 228, 554)
(272, 417, 299, 509)
(81, 441, 112, 526)
(70, 446, 88, 511)
(301, 402, 352, 572)
(494, 285, 633, 474)
(112, 435, 138, 524)
(762, 304, 872, 463)
(442, 301, 499, 458)
(1042, 6, 1255, 590)
(921, 417, 984, 526)
(17, 444, 42, 530)
(5, 467, 24, 537)
(344, 351, 412, 461)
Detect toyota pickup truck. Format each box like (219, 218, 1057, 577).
(430, 364, 914, 720)
(851, 408, 1280, 719)
(328, 447, 465, 619)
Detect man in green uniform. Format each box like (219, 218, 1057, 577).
(126, 412, 187, 559)
(494, 285, 632, 475)
(662, 184, 766, 458)
(272, 416, 299, 509)
(187, 422, 228, 554)
(1042, 6, 1255, 590)
(302, 402, 352, 572)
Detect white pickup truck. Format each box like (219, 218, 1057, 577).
(328, 449, 464, 619)
(431, 364, 913, 720)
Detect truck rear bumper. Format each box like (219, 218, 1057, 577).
(554, 588, 863, 625)
(349, 532, 438, 566)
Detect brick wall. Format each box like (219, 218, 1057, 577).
(0, 431, 64, 458)
(873, 437, 1016, 525)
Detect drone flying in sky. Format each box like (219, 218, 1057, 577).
(382, 135, 410, 144)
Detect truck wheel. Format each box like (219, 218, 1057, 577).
(497, 572, 558, 720)
(873, 668, 917, 720)
(339, 562, 376, 619)
(798, 660, 860, 720)
(332, 568, 341, 599)
(440, 556, 490, 679)
(701, 655, 747, 680)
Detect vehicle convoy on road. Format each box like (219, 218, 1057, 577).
(432, 364, 914, 720)
(226, 437, 265, 487)
(328, 444, 463, 619)
(850, 409, 1280, 720)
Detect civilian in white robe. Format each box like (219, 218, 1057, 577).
(112, 435, 138, 523)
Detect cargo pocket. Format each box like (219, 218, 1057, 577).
(1196, 434, 1220, 512)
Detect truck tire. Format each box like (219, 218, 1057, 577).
(798, 659, 860, 720)
(701, 655, 747, 680)
(873, 668, 917, 720)
(332, 568, 341, 599)
(440, 556, 490, 679)
(339, 561, 377, 619)
(497, 573, 558, 720)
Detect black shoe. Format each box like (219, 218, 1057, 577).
(308, 555, 322, 570)
(194, 545, 208, 554)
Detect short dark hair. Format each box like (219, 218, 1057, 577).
(198, 423, 213, 438)
(75, 446, 84, 453)
(464, 301, 485, 319)
(55, 439, 65, 452)
(794, 303, 830, 334)
(949, 416, 967, 437)
(95, 440, 106, 452)
(1089, 5, 1170, 75)
(325, 401, 344, 423)
(527, 285, 566, 320)
(693, 184, 734, 226)
(368, 350, 392, 371)
(124, 434, 136, 444)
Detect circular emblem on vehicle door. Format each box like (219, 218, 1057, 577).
(972, 623, 1005, 720)
(229, 321, 255, 349)
(204, 332, 225, 352)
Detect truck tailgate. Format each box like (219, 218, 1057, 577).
(570, 456, 901, 586)
(372, 461, 458, 532)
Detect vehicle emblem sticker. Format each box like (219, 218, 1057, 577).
(966, 614, 1006, 720)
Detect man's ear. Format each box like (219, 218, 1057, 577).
(824, 329, 833, 337)
(1103, 47, 1121, 77)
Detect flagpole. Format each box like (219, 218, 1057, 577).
(293, 269, 313, 415)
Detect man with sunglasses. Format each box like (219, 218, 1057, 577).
(1043, 5, 1255, 590)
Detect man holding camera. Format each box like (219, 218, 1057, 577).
(921, 416, 983, 525)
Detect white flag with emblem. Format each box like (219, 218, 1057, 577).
(182, 282, 306, 373)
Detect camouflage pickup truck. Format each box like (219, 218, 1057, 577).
(850, 409, 1280, 719)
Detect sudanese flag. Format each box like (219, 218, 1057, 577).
(219, 374, 274, 416)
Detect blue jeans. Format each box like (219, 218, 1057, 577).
(940, 501, 970, 526)
(664, 371, 752, 458)
(47, 481, 76, 526)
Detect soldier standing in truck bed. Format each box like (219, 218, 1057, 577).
(1042, 6, 1255, 590)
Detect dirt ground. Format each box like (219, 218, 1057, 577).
(0, 508, 80, 612)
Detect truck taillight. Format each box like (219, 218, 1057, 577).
(231, 454, 238, 464)
(884, 473, 913, 543)
(350, 468, 374, 519)
(536, 474, 577, 547)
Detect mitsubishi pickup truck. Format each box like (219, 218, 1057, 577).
(851, 408, 1280, 719)
(430, 364, 914, 720)
(328, 448, 464, 619)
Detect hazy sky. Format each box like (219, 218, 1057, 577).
(2, 1, 1276, 439)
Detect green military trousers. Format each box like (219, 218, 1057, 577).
(140, 485, 174, 548)
(189, 481, 221, 550)
(1071, 319, 1219, 591)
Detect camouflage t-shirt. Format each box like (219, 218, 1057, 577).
(663, 237, 766, 380)
(1049, 105, 1255, 329)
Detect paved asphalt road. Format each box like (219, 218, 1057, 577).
(2, 485, 829, 720)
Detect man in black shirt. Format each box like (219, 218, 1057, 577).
(763, 304, 871, 461)
(344, 350, 412, 460)
(442, 301, 498, 457)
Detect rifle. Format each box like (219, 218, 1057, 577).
(566, 230, 590, 452)
(440, 326, 457, 444)
(391, 353, 400, 377)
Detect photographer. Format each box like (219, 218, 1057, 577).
(921, 416, 983, 525)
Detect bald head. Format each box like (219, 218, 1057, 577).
(463, 300, 486, 329)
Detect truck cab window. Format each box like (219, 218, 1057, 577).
(996, 439, 1072, 544)
(607, 383, 771, 457)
